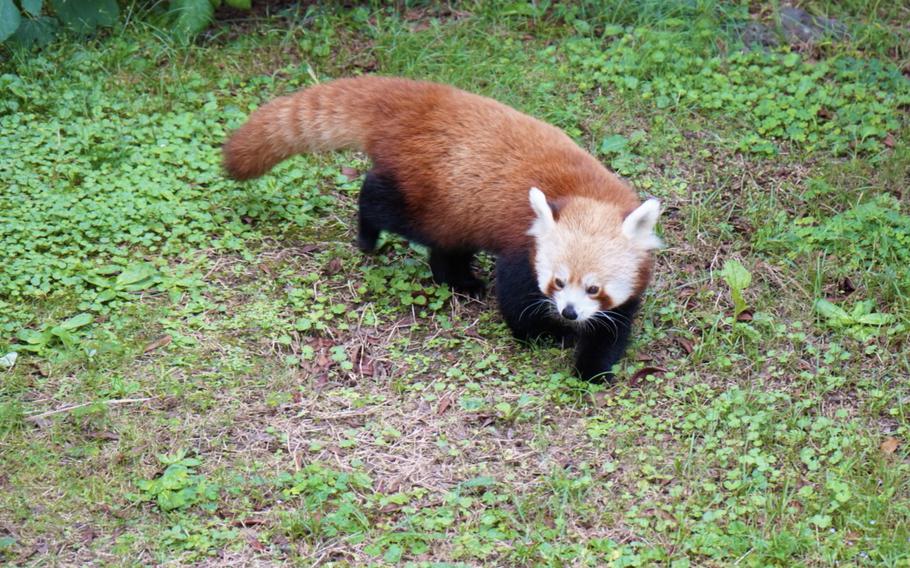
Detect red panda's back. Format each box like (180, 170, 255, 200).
(358, 79, 638, 254)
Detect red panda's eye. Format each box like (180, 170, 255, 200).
(554, 278, 565, 290)
(586, 285, 600, 295)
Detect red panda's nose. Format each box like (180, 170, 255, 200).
(561, 306, 578, 320)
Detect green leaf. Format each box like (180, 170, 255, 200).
(115, 263, 156, 289)
(601, 24, 624, 36)
(224, 0, 250, 9)
(170, 0, 215, 37)
(572, 19, 591, 35)
(82, 273, 112, 288)
(0, 0, 22, 42)
(59, 312, 93, 330)
(719, 260, 751, 292)
(459, 397, 484, 411)
(383, 544, 403, 563)
(782, 53, 800, 68)
(95, 264, 122, 275)
(719, 260, 752, 317)
(850, 300, 873, 318)
(49, 0, 118, 33)
(9, 16, 56, 46)
(460, 475, 497, 489)
(16, 328, 46, 345)
(21, 0, 42, 16)
(157, 449, 187, 464)
(96, 288, 119, 303)
(809, 514, 832, 529)
(600, 134, 629, 155)
(814, 299, 852, 326)
(856, 313, 894, 326)
(50, 328, 78, 349)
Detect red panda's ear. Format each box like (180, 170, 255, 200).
(528, 187, 556, 232)
(622, 199, 663, 249)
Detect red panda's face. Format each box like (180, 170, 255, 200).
(526, 188, 661, 323)
(544, 272, 615, 322)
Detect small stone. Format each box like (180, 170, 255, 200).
(780, 7, 848, 43)
(740, 22, 779, 48)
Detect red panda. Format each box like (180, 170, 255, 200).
(223, 76, 661, 381)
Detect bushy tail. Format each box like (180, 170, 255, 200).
(223, 77, 405, 180)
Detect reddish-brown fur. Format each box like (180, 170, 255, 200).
(223, 76, 643, 256)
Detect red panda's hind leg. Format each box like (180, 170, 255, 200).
(357, 171, 416, 252)
(429, 250, 485, 298)
(357, 170, 485, 297)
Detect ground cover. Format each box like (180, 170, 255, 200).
(1, 2, 909, 565)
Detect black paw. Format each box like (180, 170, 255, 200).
(356, 232, 378, 253)
(448, 275, 487, 298)
(575, 363, 616, 383)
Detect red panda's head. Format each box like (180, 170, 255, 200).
(526, 187, 661, 323)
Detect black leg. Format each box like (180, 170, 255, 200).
(429, 249, 485, 297)
(573, 298, 640, 382)
(357, 214, 381, 253)
(357, 170, 486, 296)
(357, 170, 419, 252)
(495, 252, 571, 343)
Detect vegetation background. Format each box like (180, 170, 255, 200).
(1, 0, 908, 565)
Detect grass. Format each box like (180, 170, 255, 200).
(1, 1, 909, 565)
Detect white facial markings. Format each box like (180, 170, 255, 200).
(534, 254, 557, 294)
(552, 272, 603, 322)
(605, 280, 633, 309)
(554, 268, 569, 286)
(581, 273, 600, 294)
(554, 283, 601, 322)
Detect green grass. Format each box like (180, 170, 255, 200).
(2, 1, 909, 565)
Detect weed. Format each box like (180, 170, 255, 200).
(566, 31, 909, 156)
(134, 450, 219, 513)
(719, 259, 752, 319)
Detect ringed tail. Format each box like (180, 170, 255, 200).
(223, 76, 409, 180)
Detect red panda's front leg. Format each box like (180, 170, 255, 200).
(572, 298, 640, 382)
(495, 252, 574, 344)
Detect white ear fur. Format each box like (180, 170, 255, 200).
(622, 199, 663, 249)
(528, 187, 555, 232)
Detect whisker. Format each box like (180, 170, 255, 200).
(518, 297, 555, 322)
(590, 312, 620, 335)
(594, 312, 627, 326)
(518, 301, 542, 322)
(604, 310, 631, 324)
(608, 318, 619, 336)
